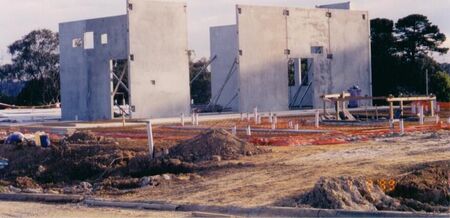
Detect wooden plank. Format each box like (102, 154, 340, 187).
(387, 96, 436, 102)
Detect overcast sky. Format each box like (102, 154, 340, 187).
(1, 0, 450, 64)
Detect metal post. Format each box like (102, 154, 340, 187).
(240, 113, 244, 121)
(246, 125, 251, 136)
(389, 102, 394, 121)
(191, 112, 195, 126)
(146, 120, 154, 159)
(122, 113, 126, 127)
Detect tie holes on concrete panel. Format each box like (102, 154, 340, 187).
(311, 46, 323, 54)
(84, 32, 94, 49)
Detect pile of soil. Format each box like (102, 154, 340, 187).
(169, 129, 265, 162)
(388, 161, 449, 212)
(299, 177, 402, 211)
(67, 131, 98, 143)
(15, 176, 41, 190)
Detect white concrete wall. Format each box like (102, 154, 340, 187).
(237, 5, 289, 113)
(128, 0, 191, 119)
(59, 15, 128, 121)
(227, 5, 371, 112)
(210, 25, 239, 111)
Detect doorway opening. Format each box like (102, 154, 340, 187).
(110, 59, 130, 118)
(289, 58, 314, 110)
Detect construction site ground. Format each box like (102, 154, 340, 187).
(0, 105, 449, 215)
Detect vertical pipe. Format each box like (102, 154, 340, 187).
(246, 125, 251, 136)
(435, 115, 440, 124)
(181, 113, 185, 126)
(419, 105, 424, 125)
(191, 112, 195, 126)
(274, 114, 278, 124)
(146, 120, 154, 159)
(122, 113, 126, 127)
(257, 115, 262, 125)
(315, 110, 320, 128)
(271, 122, 276, 130)
(254, 107, 258, 125)
(389, 102, 394, 121)
(295, 124, 299, 131)
(400, 101, 404, 116)
(375, 105, 379, 120)
(195, 113, 199, 126)
(269, 112, 273, 123)
(430, 100, 435, 117)
(231, 126, 237, 136)
(400, 119, 405, 135)
(246, 113, 250, 122)
(240, 112, 244, 121)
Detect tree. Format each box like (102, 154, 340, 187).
(0, 29, 60, 105)
(371, 15, 448, 97)
(189, 58, 211, 104)
(430, 71, 450, 102)
(395, 14, 448, 61)
(370, 18, 399, 97)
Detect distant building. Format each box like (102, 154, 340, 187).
(210, 4, 372, 112)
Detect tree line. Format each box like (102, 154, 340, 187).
(0, 14, 449, 106)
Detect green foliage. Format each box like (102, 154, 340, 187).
(0, 29, 60, 105)
(395, 14, 448, 60)
(190, 58, 211, 104)
(430, 72, 450, 102)
(371, 15, 448, 97)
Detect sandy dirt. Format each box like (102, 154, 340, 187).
(0, 201, 189, 218)
(110, 130, 450, 208)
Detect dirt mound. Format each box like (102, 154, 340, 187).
(67, 131, 98, 143)
(388, 161, 449, 210)
(15, 176, 41, 189)
(299, 177, 402, 211)
(169, 129, 264, 162)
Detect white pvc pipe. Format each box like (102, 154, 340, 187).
(181, 113, 185, 126)
(254, 107, 258, 125)
(315, 110, 320, 128)
(400, 119, 404, 135)
(271, 122, 276, 130)
(191, 113, 195, 126)
(419, 105, 424, 125)
(146, 120, 154, 159)
(295, 124, 299, 131)
(195, 113, 199, 126)
(246, 125, 251, 136)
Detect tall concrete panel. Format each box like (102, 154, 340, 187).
(210, 25, 239, 111)
(128, 0, 191, 119)
(237, 5, 289, 113)
(59, 15, 128, 121)
(328, 9, 371, 105)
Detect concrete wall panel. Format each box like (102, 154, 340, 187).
(210, 25, 239, 111)
(237, 5, 289, 113)
(128, 0, 191, 119)
(59, 15, 128, 121)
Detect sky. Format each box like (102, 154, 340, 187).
(1, 0, 450, 64)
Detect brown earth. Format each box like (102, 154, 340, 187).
(169, 129, 267, 162)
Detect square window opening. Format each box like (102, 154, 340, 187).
(72, 38, 82, 48)
(84, 32, 94, 49)
(311, 46, 323, 54)
(101, 34, 108, 45)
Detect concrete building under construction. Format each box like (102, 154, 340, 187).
(59, 0, 191, 121)
(210, 3, 372, 113)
